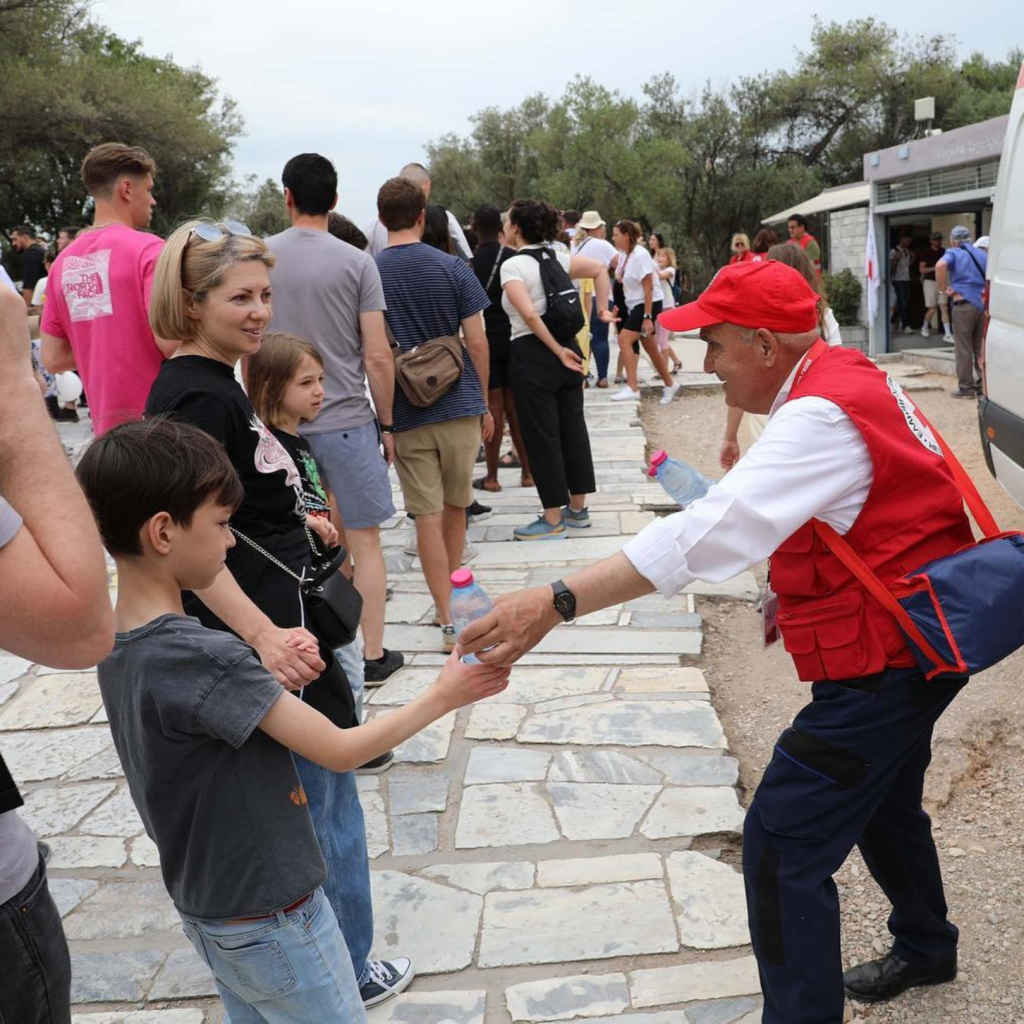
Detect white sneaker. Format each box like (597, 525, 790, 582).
(920, 327, 930, 338)
(611, 386, 640, 402)
(461, 542, 477, 564)
(660, 382, 681, 405)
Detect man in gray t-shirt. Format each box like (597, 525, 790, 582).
(267, 153, 404, 684)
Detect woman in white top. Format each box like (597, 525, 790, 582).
(611, 220, 679, 404)
(572, 213, 617, 386)
(720, 243, 843, 469)
(501, 199, 614, 541)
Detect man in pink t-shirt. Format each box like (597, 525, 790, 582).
(42, 143, 173, 435)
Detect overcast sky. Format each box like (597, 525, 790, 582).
(94, 0, 1020, 227)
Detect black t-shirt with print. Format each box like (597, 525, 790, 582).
(145, 356, 306, 544)
(272, 428, 330, 519)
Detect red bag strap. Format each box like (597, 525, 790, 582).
(811, 520, 950, 670)
(795, 342, 1000, 537)
(930, 430, 1000, 537)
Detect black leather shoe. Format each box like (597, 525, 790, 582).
(843, 951, 957, 1002)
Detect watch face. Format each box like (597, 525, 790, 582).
(554, 591, 575, 618)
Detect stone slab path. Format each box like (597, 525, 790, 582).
(1, 380, 764, 1022)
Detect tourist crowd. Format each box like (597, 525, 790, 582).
(1, 139, 994, 1024)
(0, 143, 702, 1022)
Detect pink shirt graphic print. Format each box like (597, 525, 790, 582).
(41, 225, 166, 435)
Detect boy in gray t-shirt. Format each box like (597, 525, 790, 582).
(78, 419, 509, 1022)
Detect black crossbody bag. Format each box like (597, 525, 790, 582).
(230, 527, 363, 650)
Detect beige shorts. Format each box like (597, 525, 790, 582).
(922, 278, 949, 309)
(394, 415, 482, 515)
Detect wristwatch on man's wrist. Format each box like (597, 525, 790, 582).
(551, 580, 577, 622)
(379, 422, 395, 434)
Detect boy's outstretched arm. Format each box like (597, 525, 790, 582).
(259, 652, 510, 772)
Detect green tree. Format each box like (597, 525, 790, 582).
(0, 0, 243, 237)
(222, 176, 290, 237)
(425, 18, 1018, 289)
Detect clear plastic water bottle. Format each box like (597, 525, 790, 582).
(450, 569, 494, 664)
(647, 450, 715, 507)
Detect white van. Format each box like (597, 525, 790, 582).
(980, 60, 1024, 505)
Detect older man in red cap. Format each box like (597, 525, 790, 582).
(460, 260, 972, 1022)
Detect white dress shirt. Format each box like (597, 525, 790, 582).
(623, 357, 874, 597)
(365, 211, 472, 259)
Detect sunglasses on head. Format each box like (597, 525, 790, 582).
(189, 219, 252, 243)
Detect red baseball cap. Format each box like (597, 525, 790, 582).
(659, 260, 819, 334)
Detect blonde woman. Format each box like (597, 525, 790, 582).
(143, 218, 417, 1009)
(729, 233, 753, 264)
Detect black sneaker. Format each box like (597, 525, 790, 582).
(385, 586, 394, 602)
(467, 500, 493, 523)
(355, 751, 394, 775)
(360, 957, 415, 1007)
(364, 648, 404, 686)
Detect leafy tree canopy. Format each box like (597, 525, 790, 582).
(0, 0, 243, 238)
(426, 19, 1020, 288)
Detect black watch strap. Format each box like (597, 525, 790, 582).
(551, 580, 577, 622)
(379, 423, 396, 434)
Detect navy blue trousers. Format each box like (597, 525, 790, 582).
(743, 667, 966, 1024)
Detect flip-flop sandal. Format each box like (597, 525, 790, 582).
(500, 452, 521, 468)
(520, 475, 535, 488)
(473, 476, 502, 493)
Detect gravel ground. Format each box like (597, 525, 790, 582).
(642, 370, 1024, 1023)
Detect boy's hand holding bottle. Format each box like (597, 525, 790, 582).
(432, 650, 510, 712)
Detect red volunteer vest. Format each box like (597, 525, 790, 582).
(772, 344, 974, 682)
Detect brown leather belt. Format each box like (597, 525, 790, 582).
(226, 892, 311, 924)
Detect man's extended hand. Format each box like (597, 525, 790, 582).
(251, 623, 325, 690)
(457, 585, 562, 667)
(720, 439, 741, 471)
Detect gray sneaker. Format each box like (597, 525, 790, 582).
(562, 506, 592, 529)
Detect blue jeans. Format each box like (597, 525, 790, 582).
(590, 297, 610, 381)
(293, 754, 374, 988)
(335, 637, 365, 722)
(180, 886, 367, 1023)
(0, 851, 70, 1024)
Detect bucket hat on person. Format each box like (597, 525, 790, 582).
(578, 211, 605, 230)
(658, 260, 819, 334)
(975, 235, 990, 250)
(950, 225, 971, 242)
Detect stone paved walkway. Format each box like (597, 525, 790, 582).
(1, 378, 765, 1023)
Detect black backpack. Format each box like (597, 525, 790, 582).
(518, 247, 585, 344)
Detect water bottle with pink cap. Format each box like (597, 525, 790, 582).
(647, 450, 715, 508)
(450, 569, 494, 664)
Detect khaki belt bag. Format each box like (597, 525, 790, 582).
(387, 323, 464, 408)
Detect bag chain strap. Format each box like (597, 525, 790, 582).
(230, 526, 319, 587)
